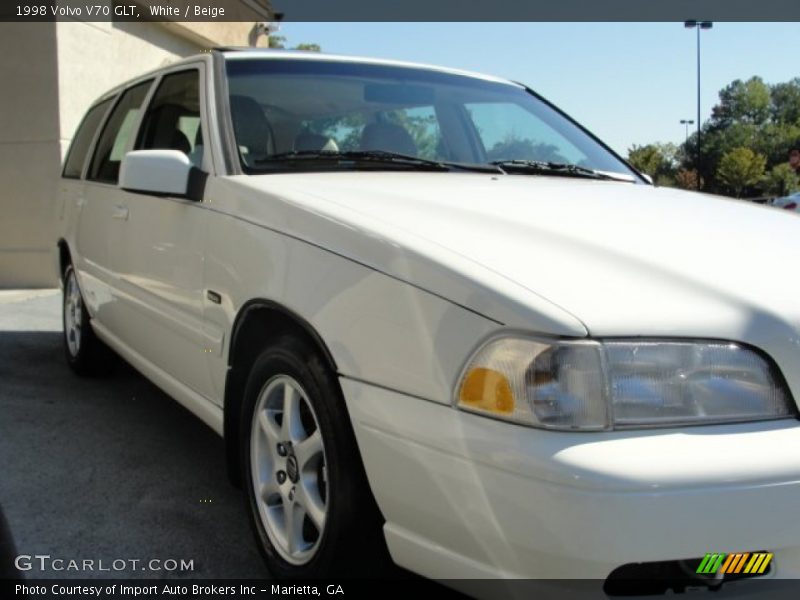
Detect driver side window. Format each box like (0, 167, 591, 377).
(136, 70, 203, 168)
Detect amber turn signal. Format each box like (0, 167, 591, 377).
(458, 367, 515, 415)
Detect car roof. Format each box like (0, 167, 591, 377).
(217, 48, 522, 88)
(88, 48, 523, 112)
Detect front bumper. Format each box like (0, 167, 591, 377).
(342, 377, 800, 581)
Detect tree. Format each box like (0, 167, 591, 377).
(752, 122, 800, 166)
(627, 143, 677, 185)
(711, 77, 771, 126)
(770, 78, 800, 125)
(304, 109, 443, 159)
(268, 35, 286, 49)
(763, 163, 799, 198)
(488, 135, 567, 163)
(638, 76, 800, 196)
(692, 122, 758, 191)
(269, 36, 321, 52)
(294, 43, 321, 52)
(675, 168, 702, 191)
(716, 147, 766, 198)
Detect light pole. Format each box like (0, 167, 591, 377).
(680, 119, 694, 144)
(684, 20, 712, 152)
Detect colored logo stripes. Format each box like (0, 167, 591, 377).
(696, 552, 772, 575)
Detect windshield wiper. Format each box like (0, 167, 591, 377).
(255, 150, 503, 174)
(489, 159, 634, 182)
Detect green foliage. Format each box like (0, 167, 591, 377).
(308, 113, 368, 151)
(770, 78, 800, 124)
(268, 36, 321, 52)
(268, 35, 286, 49)
(665, 75, 800, 197)
(755, 122, 800, 166)
(392, 110, 441, 159)
(692, 122, 758, 191)
(301, 109, 444, 159)
(488, 135, 567, 163)
(627, 143, 678, 185)
(763, 163, 799, 197)
(294, 43, 321, 52)
(711, 77, 771, 126)
(716, 147, 766, 198)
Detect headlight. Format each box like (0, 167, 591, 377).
(455, 336, 794, 430)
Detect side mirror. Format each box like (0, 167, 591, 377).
(641, 173, 654, 185)
(119, 150, 206, 201)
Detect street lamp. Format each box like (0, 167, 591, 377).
(680, 119, 694, 144)
(684, 20, 712, 152)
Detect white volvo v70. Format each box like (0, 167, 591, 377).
(57, 49, 800, 592)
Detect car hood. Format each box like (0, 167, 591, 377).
(224, 171, 800, 352)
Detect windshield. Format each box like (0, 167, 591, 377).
(224, 57, 639, 180)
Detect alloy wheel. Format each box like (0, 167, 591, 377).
(250, 374, 328, 565)
(64, 271, 83, 357)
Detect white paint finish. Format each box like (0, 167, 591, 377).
(119, 150, 193, 197)
(77, 63, 221, 399)
(200, 181, 498, 404)
(343, 378, 800, 579)
(229, 172, 800, 403)
(110, 192, 214, 398)
(212, 175, 588, 337)
(57, 53, 800, 584)
(92, 320, 223, 436)
(74, 183, 120, 324)
(111, 74, 214, 395)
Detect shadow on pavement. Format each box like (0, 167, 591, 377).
(0, 330, 265, 579)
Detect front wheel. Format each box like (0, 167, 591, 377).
(241, 336, 391, 578)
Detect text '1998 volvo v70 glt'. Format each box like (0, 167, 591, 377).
(57, 48, 800, 596)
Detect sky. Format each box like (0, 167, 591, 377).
(274, 22, 799, 156)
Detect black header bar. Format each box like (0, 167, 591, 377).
(1, 0, 799, 22)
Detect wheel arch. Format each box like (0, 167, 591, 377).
(57, 239, 72, 283)
(224, 299, 339, 487)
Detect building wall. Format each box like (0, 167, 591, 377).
(0, 23, 62, 288)
(0, 19, 267, 289)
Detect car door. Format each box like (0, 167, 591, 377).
(111, 65, 216, 399)
(61, 97, 113, 305)
(79, 80, 153, 329)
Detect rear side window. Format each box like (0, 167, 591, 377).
(88, 80, 152, 184)
(62, 99, 112, 179)
(136, 70, 203, 168)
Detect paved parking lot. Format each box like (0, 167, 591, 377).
(0, 290, 267, 579)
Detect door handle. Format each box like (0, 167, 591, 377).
(76, 197, 87, 209)
(112, 205, 129, 221)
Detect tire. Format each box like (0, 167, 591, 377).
(241, 335, 391, 578)
(62, 265, 114, 376)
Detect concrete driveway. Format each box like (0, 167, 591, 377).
(0, 290, 267, 579)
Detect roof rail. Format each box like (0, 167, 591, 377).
(213, 47, 299, 53)
(213, 46, 251, 52)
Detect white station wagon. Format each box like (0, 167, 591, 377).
(57, 49, 800, 592)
